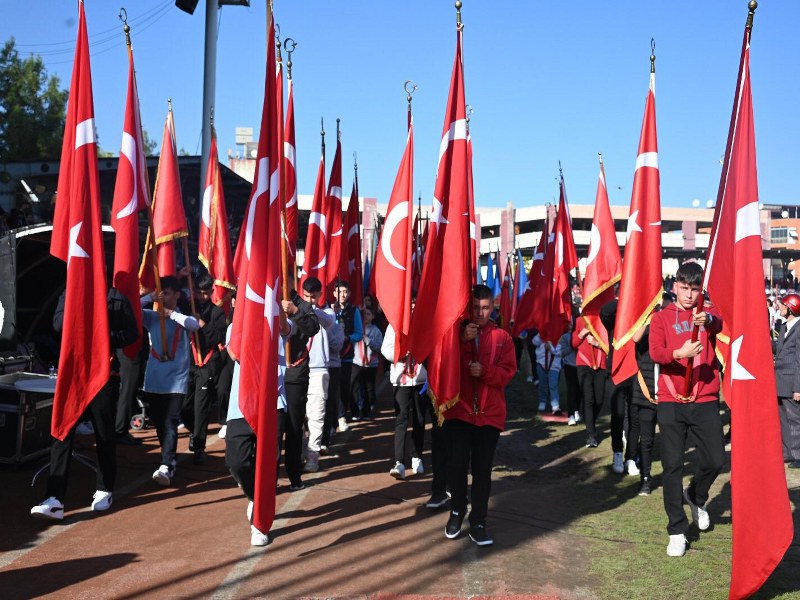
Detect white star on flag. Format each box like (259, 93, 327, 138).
(68, 221, 89, 266)
(430, 198, 448, 228)
(626, 209, 642, 241)
(264, 278, 281, 334)
(730, 335, 755, 381)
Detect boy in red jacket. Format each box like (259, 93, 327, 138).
(649, 262, 724, 558)
(444, 284, 516, 546)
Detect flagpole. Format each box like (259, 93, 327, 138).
(276, 28, 291, 300)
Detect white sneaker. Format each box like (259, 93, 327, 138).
(411, 457, 424, 475)
(75, 420, 94, 436)
(667, 534, 687, 557)
(337, 417, 350, 432)
(538, 402, 546, 412)
(218, 425, 227, 439)
(684, 488, 710, 531)
(250, 525, 269, 546)
(304, 451, 320, 473)
(247, 500, 253, 523)
(152, 464, 173, 486)
(91, 490, 113, 511)
(389, 461, 406, 480)
(526, 375, 534, 383)
(567, 416, 577, 426)
(573, 412, 582, 423)
(31, 497, 64, 520)
(625, 459, 640, 476)
(612, 452, 624, 474)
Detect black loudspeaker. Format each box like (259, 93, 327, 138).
(175, 0, 200, 15)
(0, 236, 15, 345)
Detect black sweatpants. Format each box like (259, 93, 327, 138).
(578, 366, 606, 436)
(182, 363, 216, 451)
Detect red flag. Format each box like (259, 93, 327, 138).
(324, 137, 344, 292)
(49, 1, 110, 441)
(111, 40, 149, 358)
(611, 67, 662, 384)
(229, 10, 282, 535)
(703, 16, 792, 599)
(139, 107, 188, 289)
(538, 177, 578, 343)
(198, 127, 235, 308)
(299, 153, 327, 297)
(581, 157, 622, 353)
(513, 217, 550, 337)
(467, 128, 477, 285)
(375, 123, 414, 360)
(284, 77, 299, 275)
(342, 181, 363, 307)
(406, 28, 470, 417)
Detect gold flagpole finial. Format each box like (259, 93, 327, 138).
(284, 37, 297, 80)
(320, 117, 325, 155)
(598, 151, 604, 165)
(404, 80, 417, 129)
(650, 38, 656, 74)
(336, 118, 341, 142)
(746, 0, 758, 30)
(167, 97, 173, 112)
(119, 8, 131, 47)
(275, 23, 282, 62)
(455, 1, 463, 29)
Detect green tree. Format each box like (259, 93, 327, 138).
(0, 38, 68, 161)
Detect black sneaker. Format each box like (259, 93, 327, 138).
(586, 435, 599, 448)
(469, 524, 494, 546)
(193, 450, 206, 465)
(445, 511, 464, 539)
(425, 493, 450, 509)
(115, 433, 143, 446)
(289, 481, 306, 492)
(638, 477, 651, 496)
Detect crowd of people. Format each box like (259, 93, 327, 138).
(27, 259, 798, 556)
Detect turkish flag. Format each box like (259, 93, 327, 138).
(324, 139, 344, 292)
(198, 127, 235, 309)
(139, 107, 188, 290)
(611, 70, 662, 384)
(406, 29, 470, 416)
(229, 9, 282, 536)
(298, 153, 327, 298)
(343, 181, 363, 307)
(49, 1, 110, 441)
(111, 43, 149, 358)
(539, 178, 577, 343)
(284, 77, 299, 276)
(467, 132, 477, 285)
(375, 123, 414, 361)
(581, 158, 622, 353)
(513, 218, 550, 337)
(703, 23, 791, 599)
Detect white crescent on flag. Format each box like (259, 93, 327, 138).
(307, 211, 328, 270)
(116, 132, 140, 220)
(587, 223, 601, 266)
(68, 222, 89, 266)
(381, 200, 409, 271)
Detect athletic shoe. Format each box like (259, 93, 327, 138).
(445, 511, 464, 539)
(319, 445, 330, 456)
(115, 432, 142, 446)
(585, 435, 599, 448)
(152, 464, 174, 486)
(425, 493, 450, 509)
(573, 412, 582, 423)
(289, 481, 306, 492)
(337, 417, 350, 432)
(31, 497, 64, 520)
(217, 425, 227, 439)
(469, 524, 494, 546)
(667, 534, 687, 557)
(247, 500, 253, 523)
(411, 457, 424, 475)
(250, 525, 269, 547)
(389, 461, 406, 480)
(683, 487, 710, 531)
(551, 409, 563, 417)
(625, 459, 640, 476)
(612, 452, 624, 474)
(304, 451, 320, 473)
(76, 421, 94, 436)
(91, 490, 113, 512)
(567, 416, 576, 426)
(638, 477, 651, 496)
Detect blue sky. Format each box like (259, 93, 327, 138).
(2, 0, 799, 210)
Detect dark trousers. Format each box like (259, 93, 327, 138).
(182, 364, 216, 451)
(283, 380, 308, 486)
(444, 419, 500, 526)
(216, 353, 234, 426)
(627, 403, 657, 477)
(351, 364, 378, 417)
(322, 367, 341, 446)
(423, 395, 448, 497)
(340, 361, 355, 419)
(392, 385, 426, 464)
(778, 397, 800, 461)
(225, 412, 287, 501)
(562, 364, 580, 416)
(115, 350, 141, 436)
(147, 392, 183, 468)
(657, 401, 725, 535)
(578, 366, 606, 436)
(46, 376, 119, 501)
(607, 376, 631, 453)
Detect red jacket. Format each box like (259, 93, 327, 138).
(648, 302, 723, 403)
(571, 316, 607, 370)
(446, 320, 516, 430)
